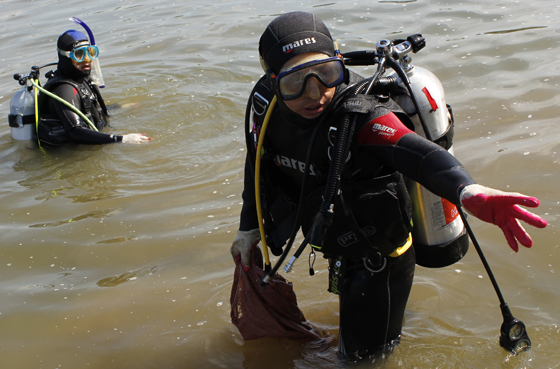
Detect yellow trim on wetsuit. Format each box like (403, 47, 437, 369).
(389, 233, 413, 258)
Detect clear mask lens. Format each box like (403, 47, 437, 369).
(70, 45, 99, 62)
(277, 58, 345, 100)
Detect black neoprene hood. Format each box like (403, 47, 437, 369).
(259, 11, 336, 75)
(57, 30, 89, 51)
(56, 30, 91, 81)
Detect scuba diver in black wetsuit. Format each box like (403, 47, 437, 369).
(38, 30, 150, 146)
(229, 11, 547, 361)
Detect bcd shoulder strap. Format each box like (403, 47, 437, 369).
(251, 75, 274, 118)
(42, 75, 108, 129)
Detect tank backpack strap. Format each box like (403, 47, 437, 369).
(74, 83, 93, 117)
(244, 75, 274, 161)
(313, 103, 413, 262)
(43, 77, 93, 118)
(250, 76, 275, 141)
(82, 81, 108, 130)
(74, 82, 109, 130)
(88, 80, 109, 117)
(252, 83, 273, 117)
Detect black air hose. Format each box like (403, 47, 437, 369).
(308, 77, 373, 248)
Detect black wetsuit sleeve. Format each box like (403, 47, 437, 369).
(388, 133, 474, 204)
(358, 112, 475, 204)
(239, 155, 260, 231)
(50, 84, 122, 144)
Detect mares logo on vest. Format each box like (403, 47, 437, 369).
(372, 123, 397, 138)
(282, 37, 317, 53)
(338, 226, 376, 247)
(274, 155, 317, 175)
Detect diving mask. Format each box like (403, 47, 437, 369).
(58, 45, 99, 62)
(275, 57, 346, 100)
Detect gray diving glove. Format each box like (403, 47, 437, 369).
(230, 229, 260, 271)
(122, 133, 151, 144)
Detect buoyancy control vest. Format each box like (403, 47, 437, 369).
(246, 73, 414, 260)
(38, 72, 108, 145)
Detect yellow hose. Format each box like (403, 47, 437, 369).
(34, 80, 41, 148)
(254, 95, 276, 268)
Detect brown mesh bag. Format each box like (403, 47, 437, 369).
(230, 246, 319, 340)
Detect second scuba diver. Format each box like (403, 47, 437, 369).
(38, 29, 150, 146)
(230, 11, 548, 361)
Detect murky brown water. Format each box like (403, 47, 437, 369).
(1, 0, 559, 368)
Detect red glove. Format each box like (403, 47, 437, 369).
(460, 184, 548, 252)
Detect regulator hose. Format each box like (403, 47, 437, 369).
(29, 78, 98, 132)
(307, 112, 354, 248)
(308, 60, 387, 251)
(385, 57, 432, 141)
(254, 95, 277, 271)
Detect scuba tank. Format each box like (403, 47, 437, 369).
(8, 79, 36, 141)
(8, 63, 58, 145)
(386, 36, 469, 268)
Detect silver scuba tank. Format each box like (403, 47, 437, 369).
(8, 85, 36, 141)
(389, 57, 469, 268)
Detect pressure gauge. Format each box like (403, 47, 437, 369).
(509, 322, 525, 341)
(501, 317, 531, 354)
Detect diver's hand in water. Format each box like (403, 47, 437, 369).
(122, 133, 150, 144)
(230, 229, 260, 271)
(460, 184, 548, 252)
